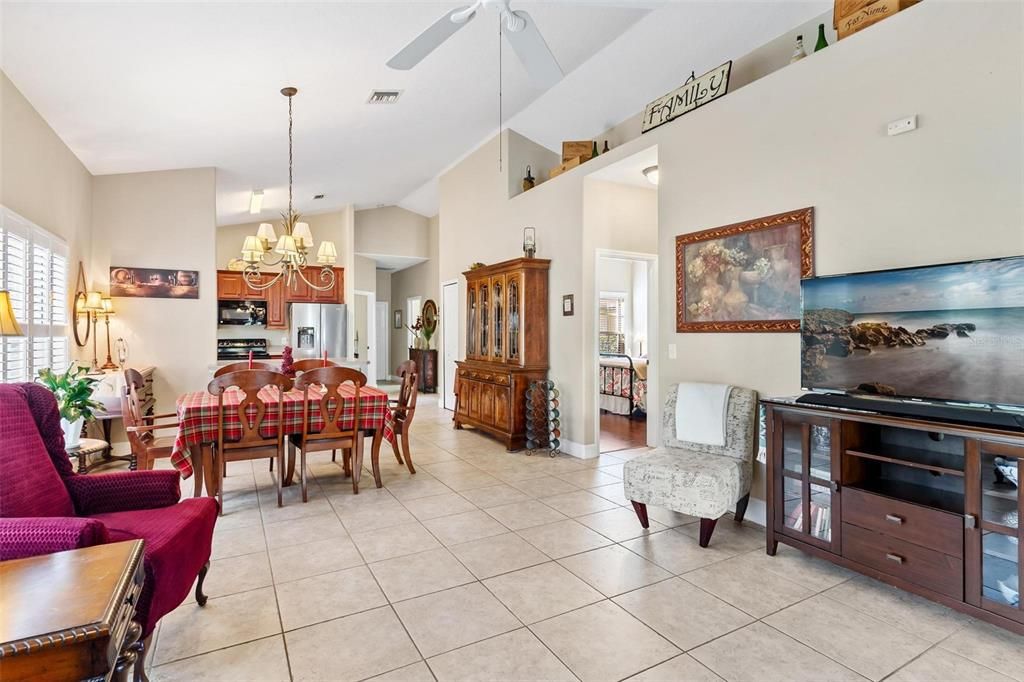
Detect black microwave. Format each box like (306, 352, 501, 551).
(218, 300, 267, 326)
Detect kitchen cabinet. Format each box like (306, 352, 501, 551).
(216, 271, 263, 301)
(217, 268, 343, 329)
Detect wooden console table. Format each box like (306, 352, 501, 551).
(764, 397, 1024, 635)
(0, 540, 146, 681)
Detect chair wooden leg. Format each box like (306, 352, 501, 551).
(698, 518, 718, 548)
(342, 448, 352, 478)
(630, 501, 649, 529)
(216, 449, 224, 516)
(300, 443, 308, 503)
(331, 449, 336, 462)
(276, 449, 284, 508)
(132, 632, 153, 682)
(391, 435, 404, 465)
(192, 449, 204, 498)
(351, 435, 364, 495)
(734, 493, 750, 524)
(268, 457, 273, 472)
(401, 430, 416, 475)
(369, 432, 382, 489)
(195, 561, 210, 606)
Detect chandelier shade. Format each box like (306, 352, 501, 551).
(239, 87, 337, 292)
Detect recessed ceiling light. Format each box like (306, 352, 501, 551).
(642, 165, 659, 186)
(367, 90, 402, 104)
(249, 189, 264, 214)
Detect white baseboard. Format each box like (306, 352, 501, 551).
(560, 438, 600, 459)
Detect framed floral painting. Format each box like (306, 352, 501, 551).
(676, 207, 814, 332)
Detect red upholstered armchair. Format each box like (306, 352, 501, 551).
(0, 383, 218, 673)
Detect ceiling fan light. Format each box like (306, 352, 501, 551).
(642, 165, 659, 186)
(249, 190, 264, 214)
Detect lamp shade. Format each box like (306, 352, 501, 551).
(274, 234, 299, 256)
(292, 222, 313, 246)
(101, 297, 115, 314)
(316, 240, 338, 264)
(257, 222, 277, 242)
(0, 290, 24, 337)
(84, 291, 104, 311)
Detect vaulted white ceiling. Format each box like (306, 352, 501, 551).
(1, 1, 829, 225)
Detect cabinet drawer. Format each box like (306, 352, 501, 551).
(843, 487, 963, 557)
(842, 523, 963, 599)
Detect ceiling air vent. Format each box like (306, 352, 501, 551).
(367, 90, 402, 104)
(313, 194, 325, 200)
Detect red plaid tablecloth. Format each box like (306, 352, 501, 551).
(170, 385, 395, 478)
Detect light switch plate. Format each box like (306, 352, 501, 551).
(668, 343, 677, 359)
(887, 115, 918, 136)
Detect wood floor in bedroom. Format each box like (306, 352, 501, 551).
(599, 412, 647, 453)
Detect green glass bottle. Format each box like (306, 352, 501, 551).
(814, 23, 828, 52)
(591, 140, 599, 159)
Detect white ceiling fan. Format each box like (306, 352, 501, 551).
(387, 0, 564, 88)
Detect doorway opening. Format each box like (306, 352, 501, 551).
(597, 255, 655, 453)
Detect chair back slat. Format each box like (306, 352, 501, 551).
(123, 368, 147, 430)
(394, 361, 419, 426)
(207, 370, 293, 449)
(214, 361, 273, 378)
(120, 388, 150, 453)
(293, 358, 339, 374)
(294, 367, 367, 443)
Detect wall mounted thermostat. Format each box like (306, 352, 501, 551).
(887, 115, 918, 136)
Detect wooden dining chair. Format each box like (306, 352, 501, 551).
(292, 358, 338, 374)
(207, 369, 294, 512)
(389, 361, 419, 474)
(290, 367, 367, 499)
(214, 361, 273, 378)
(121, 368, 179, 466)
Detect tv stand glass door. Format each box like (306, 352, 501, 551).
(979, 441, 1023, 623)
(773, 411, 840, 552)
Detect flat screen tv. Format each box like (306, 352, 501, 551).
(801, 256, 1024, 409)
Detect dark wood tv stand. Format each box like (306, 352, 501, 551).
(764, 397, 1024, 635)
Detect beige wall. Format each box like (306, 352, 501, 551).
(355, 206, 430, 260)
(391, 214, 439, 374)
(91, 168, 217, 415)
(1, 71, 93, 360)
(437, 1, 1023, 470)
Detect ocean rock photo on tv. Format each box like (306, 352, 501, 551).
(800, 257, 1024, 407)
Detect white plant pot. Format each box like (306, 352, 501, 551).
(62, 417, 85, 450)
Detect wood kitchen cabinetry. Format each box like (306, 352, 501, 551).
(217, 269, 344, 331)
(765, 398, 1024, 635)
(455, 258, 549, 451)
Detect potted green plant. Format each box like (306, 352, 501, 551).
(37, 364, 103, 449)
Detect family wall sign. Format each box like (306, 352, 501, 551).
(641, 61, 732, 134)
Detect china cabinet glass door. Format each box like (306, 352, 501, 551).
(979, 442, 1022, 621)
(492, 275, 504, 361)
(506, 273, 522, 364)
(479, 283, 489, 359)
(775, 411, 839, 550)
(467, 286, 477, 358)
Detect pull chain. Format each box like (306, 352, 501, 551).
(498, 10, 502, 172)
(288, 93, 294, 226)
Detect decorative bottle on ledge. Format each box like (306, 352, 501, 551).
(790, 34, 807, 63)
(814, 23, 829, 52)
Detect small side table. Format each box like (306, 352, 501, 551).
(67, 437, 135, 473)
(0, 540, 146, 682)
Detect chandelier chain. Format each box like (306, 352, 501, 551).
(288, 92, 294, 221)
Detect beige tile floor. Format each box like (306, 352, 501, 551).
(143, 396, 1024, 682)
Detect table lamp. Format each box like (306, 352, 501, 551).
(0, 290, 24, 337)
(83, 291, 105, 370)
(100, 297, 118, 371)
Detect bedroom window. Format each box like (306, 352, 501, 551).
(1, 207, 69, 383)
(599, 294, 625, 354)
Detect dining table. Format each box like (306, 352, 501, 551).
(170, 384, 396, 496)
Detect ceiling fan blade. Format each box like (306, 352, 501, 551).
(501, 10, 564, 88)
(387, 5, 475, 70)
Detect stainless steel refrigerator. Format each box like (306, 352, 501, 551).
(290, 303, 348, 360)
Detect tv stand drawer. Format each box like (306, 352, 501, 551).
(843, 487, 963, 557)
(842, 523, 963, 599)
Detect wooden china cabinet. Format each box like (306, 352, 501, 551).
(765, 398, 1024, 635)
(454, 257, 549, 451)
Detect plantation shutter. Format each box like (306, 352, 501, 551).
(599, 295, 625, 354)
(1, 207, 69, 383)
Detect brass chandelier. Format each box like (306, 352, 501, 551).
(240, 87, 337, 292)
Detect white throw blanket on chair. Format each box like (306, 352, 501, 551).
(675, 382, 731, 447)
